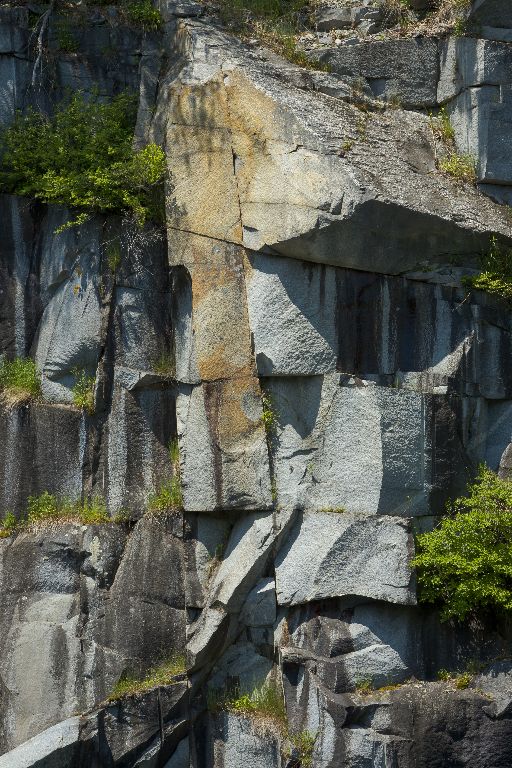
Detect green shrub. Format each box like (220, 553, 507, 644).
(0, 92, 166, 227)
(108, 652, 186, 702)
(463, 236, 512, 302)
(439, 152, 476, 183)
(412, 466, 512, 621)
(0, 357, 41, 405)
(71, 368, 95, 414)
(437, 669, 472, 689)
(261, 392, 277, 436)
(125, 0, 163, 30)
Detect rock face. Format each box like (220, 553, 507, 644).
(1, 2, 512, 767)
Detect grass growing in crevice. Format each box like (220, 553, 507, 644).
(289, 731, 316, 767)
(0, 491, 130, 537)
(147, 438, 183, 516)
(153, 351, 175, 378)
(439, 152, 476, 184)
(437, 669, 472, 689)
(463, 236, 512, 303)
(107, 652, 186, 702)
(208, 680, 287, 733)
(124, 0, 163, 30)
(0, 357, 41, 406)
(71, 367, 95, 414)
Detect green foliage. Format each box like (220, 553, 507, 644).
(108, 653, 186, 701)
(439, 152, 476, 183)
(147, 477, 183, 514)
(169, 437, 180, 467)
(463, 236, 512, 302)
(0, 92, 166, 226)
(106, 240, 122, 273)
(290, 731, 316, 767)
(355, 679, 373, 695)
(0, 511, 17, 538)
(261, 392, 277, 436)
(0, 493, 128, 536)
(412, 466, 512, 621)
(318, 507, 346, 514)
(71, 368, 95, 414)
(436, 106, 455, 143)
(26, 491, 110, 527)
(437, 669, 472, 689)
(0, 357, 41, 405)
(208, 680, 287, 727)
(125, 0, 163, 30)
(154, 352, 175, 378)
(55, 18, 79, 52)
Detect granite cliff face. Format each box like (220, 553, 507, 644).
(1, 0, 512, 765)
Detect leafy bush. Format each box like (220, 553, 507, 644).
(0, 357, 41, 405)
(71, 368, 96, 414)
(412, 466, 512, 621)
(437, 669, 472, 689)
(463, 236, 512, 302)
(108, 653, 186, 701)
(0, 92, 166, 226)
(125, 0, 163, 29)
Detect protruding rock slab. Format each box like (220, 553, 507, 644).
(275, 511, 415, 606)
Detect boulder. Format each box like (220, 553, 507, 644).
(275, 511, 415, 606)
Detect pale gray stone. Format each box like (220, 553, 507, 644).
(0, 717, 81, 768)
(208, 642, 273, 693)
(275, 511, 415, 606)
(217, 713, 281, 768)
(241, 578, 277, 627)
(315, 7, 353, 30)
(469, 0, 512, 29)
(310, 38, 439, 107)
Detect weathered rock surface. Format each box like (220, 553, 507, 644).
(1, 4, 512, 767)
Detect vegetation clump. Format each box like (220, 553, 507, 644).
(124, 0, 163, 30)
(438, 152, 476, 184)
(0, 92, 166, 228)
(208, 680, 287, 731)
(0, 492, 119, 537)
(290, 731, 316, 767)
(463, 236, 512, 303)
(412, 466, 512, 621)
(108, 653, 186, 702)
(147, 438, 183, 515)
(71, 367, 96, 414)
(437, 669, 472, 689)
(0, 357, 41, 406)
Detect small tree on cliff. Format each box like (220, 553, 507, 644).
(412, 465, 512, 621)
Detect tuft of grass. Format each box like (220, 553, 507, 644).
(154, 352, 175, 378)
(147, 478, 183, 515)
(208, 680, 287, 729)
(71, 368, 95, 414)
(261, 392, 277, 436)
(106, 240, 121, 273)
(0, 357, 41, 406)
(463, 236, 512, 303)
(439, 152, 476, 184)
(0, 492, 116, 537)
(431, 106, 455, 144)
(290, 731, 316, 767)
(355, 679, 373, 695)
(108, 653, 186, 702)
(318, 507, 346, 514)
(437, 669, 472, 689)
(147, 438, 183, 515)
